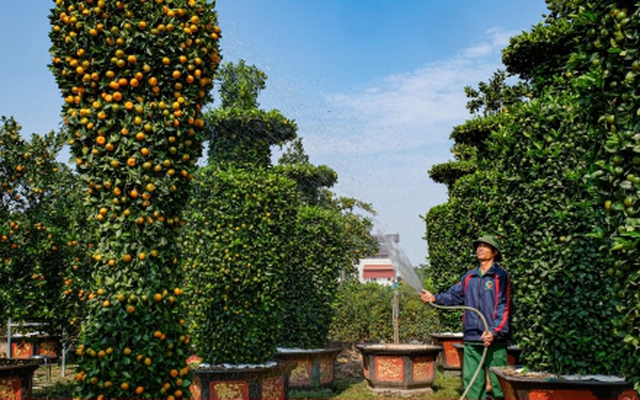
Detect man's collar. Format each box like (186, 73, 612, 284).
(476, 262, 497, 275)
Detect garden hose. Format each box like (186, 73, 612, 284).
(427, 302, 490, 400)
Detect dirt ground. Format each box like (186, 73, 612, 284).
(32, 361, 75, 390)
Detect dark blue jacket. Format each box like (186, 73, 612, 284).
(434, 263, 512, 343)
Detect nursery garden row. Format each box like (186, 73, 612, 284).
(2, 0, 640, 399)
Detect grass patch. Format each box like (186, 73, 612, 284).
(31, 381, 76, 399)
(290, 371, 463, 399)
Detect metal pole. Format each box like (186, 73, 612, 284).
(393, 290, 399, 344)
(7, 319, 12, 359)
(61, 328, 67, 377)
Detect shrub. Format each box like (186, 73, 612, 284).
(328, 280, 442, 344)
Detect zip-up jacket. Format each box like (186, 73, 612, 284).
(434, 263, 512, 343)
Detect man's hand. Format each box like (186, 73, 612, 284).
(481, 331, 494, 347)
(419, 290, 436, 303)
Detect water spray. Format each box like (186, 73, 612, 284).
(385, 238, 490, 400)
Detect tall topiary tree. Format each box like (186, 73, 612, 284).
(502, 0, 639, 383)
(275, 139, 377, 349)
(560, 1, 640, 386)
(425, 0, 637, 383)
(183, 60, 300, 364)
(48, 0, 221, 397)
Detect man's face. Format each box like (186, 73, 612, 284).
(476, 242, 497, 262)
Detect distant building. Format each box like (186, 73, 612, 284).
(356, 233, 399, 285)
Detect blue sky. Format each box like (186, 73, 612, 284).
(1, 1, 549, 266)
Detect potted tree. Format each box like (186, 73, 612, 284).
(273, 139, 377, 390)
(429, 332, 463, 373)
(48, 0, 222, 397)
(182, 60, 298, 400)
(425, 1, 639, 398)
(0, 118, 83, 399)
(326, 254, 443, 397)
(183, 165, 299, 400)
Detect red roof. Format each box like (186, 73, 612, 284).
(363, 264, 395, 279)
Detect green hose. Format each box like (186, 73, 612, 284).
(427, 302, 490, 400)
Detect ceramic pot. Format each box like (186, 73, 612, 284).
(429, 332, 463, 371)
(355, 343, 443, 396)
(190, 360, 295, 400)
(0, 358, 41, 400)
(274, 347, 342, 390)
(490, 365, 637, 400)
(453, 343, 523, 368)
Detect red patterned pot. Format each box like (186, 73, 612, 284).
(429, 332, 463, 371)
(453, 343, 523, 368)
(0, 359, 41, 400)
(190, 360, 295, 400)
(35, 337, 61, 359)
(490, 365, 637, 400)
(9, 341, 35, 360)
(355, 343, 443, 396)
(274, 347, 342, 390)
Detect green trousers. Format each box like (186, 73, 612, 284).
(463, 342, 507, 400)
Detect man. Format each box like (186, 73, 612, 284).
(420, 235, 512, 400)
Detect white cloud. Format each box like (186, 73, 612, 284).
(295, 29, 516, 264)
(295, 28, 517, 160)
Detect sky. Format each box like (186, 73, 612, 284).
(0, 0, 549, 266)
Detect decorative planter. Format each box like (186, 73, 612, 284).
(429, 332, 463, 372)
(490, 365, 638, 400)
(2, 335, 61, 360)
(452, 343, 523, 394)
(35, 336, 61, 359)
(507, 345, 522, 366)
(274, 347, 342, 390)
(0, 359, 41, 400)
(190, 361, 295, 400)
(355, 343, 443, 396)
(452, 343, 523, 367)
(10, 341, 35, 360)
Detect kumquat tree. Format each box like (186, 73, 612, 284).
(48, 0, 221, 398)
(0, 117, 85, 332)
